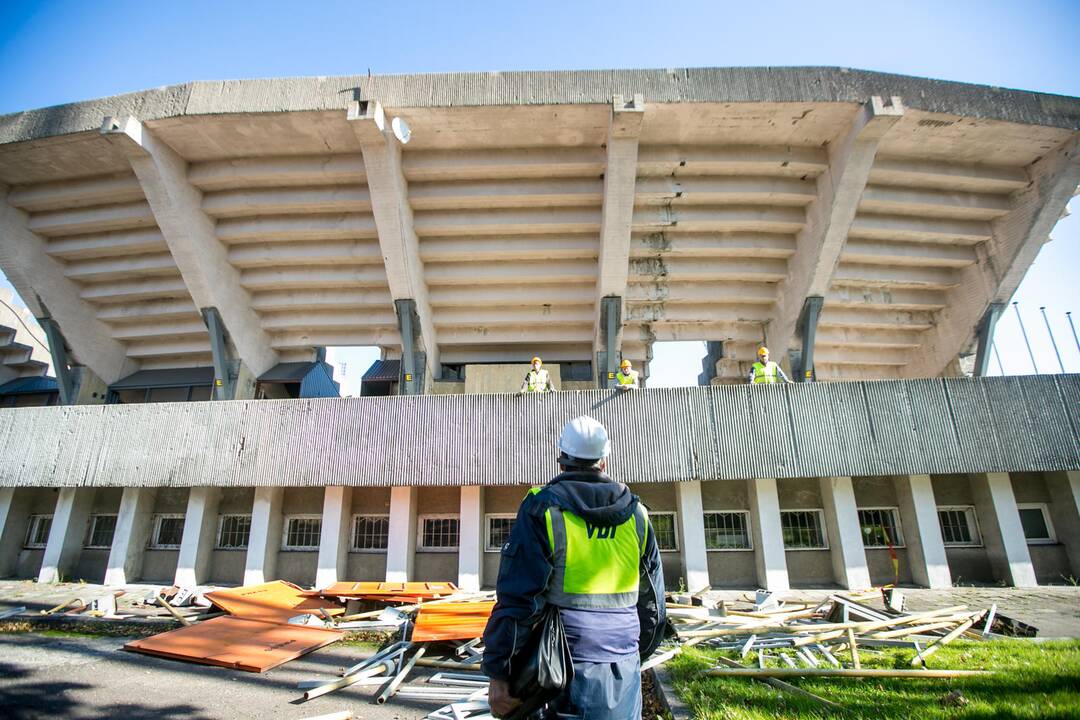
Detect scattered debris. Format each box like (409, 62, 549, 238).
(206, 580, 345, 623)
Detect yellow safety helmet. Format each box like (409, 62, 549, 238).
(531, 356, 542, 365)
(620, 359, 632, 369)
(757, 346, 769, 357)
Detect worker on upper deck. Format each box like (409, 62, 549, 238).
(520, 356, 556, 393)
(748, 346, 793, 385)
(483, 416, 666, 719)
(615, 358, 640, 390)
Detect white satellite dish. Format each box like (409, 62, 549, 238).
(391, 116, 411, 144)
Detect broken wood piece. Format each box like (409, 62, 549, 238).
(298, 711, 354, 720)
(909, 614, 981, 667)
(303, 662, 395, 700)
(846, 628, 860, 669)
(982, 604, 998, 639)
(713, 656, 843, 712)
(157, 594, 192, 626)
(641, 647, 680, 671)
(707, 667, 992, 679)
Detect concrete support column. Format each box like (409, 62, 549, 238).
(893, 475, 951, 588)
(175, 487, 221, 587)
(316, 486, 353, 589)
(385, 486, 417, 582)
(244, 487, 284, 585)
(1046, 471, 1080, 578)
(820, 476, 871, 590)
(104, 487, 157, 585)
(0, 488, 26, 578)
(748, 478, 789, 591)
(458, 486, 484, 592)
(971, 473, 1038, 587)
(38, 488, 95, 583)
(675, 481, 710, 592)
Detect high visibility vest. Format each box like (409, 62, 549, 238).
(525, 369, 550, 392)
(530, 489, 648, 609)
(616, 370, 638, 386)
(752, 361, 778, 384)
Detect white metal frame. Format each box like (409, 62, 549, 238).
(702, 510, 753, 552)
(417, 513, 460, 552)
(856, 506, 906, 549)
(149, 513, 186, 549)
(648, 511, 680, 553)
(23, 514, 52, 548)
(1016, 502, 1056, 544)
(281, 514, 322, 551)
(484, 513, 517, 553)
(779, 508, 830, 551)
(936, 505, 983, 547)
(351, 513, 390, 553)
(84, 513, 118, 549)
(215, 513, 252, 550)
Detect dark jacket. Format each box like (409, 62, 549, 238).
(481, 469, 666, 681)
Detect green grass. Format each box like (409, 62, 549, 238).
(667, 639, 1080, 719)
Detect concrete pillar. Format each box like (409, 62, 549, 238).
(971, 473, 1038, 587)
(1046, 471, 1080, 578)
(748, 478, 789, 591)
(104, 487, 157, 585)
(820, 476, 871, 590)
(675, 481, 710, 592)
(0, 488, 28, 578)
(38, 488, 95, 583)
(244, 487, 284, 585)
(316, 486, 353, 589)
(458, 486, 484, 592)
(893, 475, 951, 588)
(385, 486, 417, 582)
(71, 366, 109, 405)
(175, 487, 221, 587)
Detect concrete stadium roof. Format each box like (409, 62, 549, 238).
(0, 67, 1077, 385)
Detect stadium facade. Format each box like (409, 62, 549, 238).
(0, 67, 1077, 591)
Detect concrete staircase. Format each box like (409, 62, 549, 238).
(0, 324, 49, 385)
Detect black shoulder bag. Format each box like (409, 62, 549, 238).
(504, 604, 574, 720)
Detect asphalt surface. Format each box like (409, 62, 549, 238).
(0, 633, 453, 720)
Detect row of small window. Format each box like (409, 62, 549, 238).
(22, 503, 1059, 552)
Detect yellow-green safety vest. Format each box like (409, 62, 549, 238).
(525, 369, 551, 392)
(752, 361, 778, 384)
(616, 370, 638, 386)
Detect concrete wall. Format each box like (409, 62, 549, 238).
(853, 476, 913, 585)
(932, 475, 994, 584)
(414, 486, 459, 583)
(700, 480, 756, 588)
(629, 483, 681, 587)
(430, 381, 466, 395)
(142, 487, 189, 582)
(346, 487, 392, 581)
(277, 487, 323, 586)
(464, 364, 562, 394)
(1010, 473, 1071, 584)
(482, 486, 528, 587)
(14, 488, 58, 579)
(778, 478, 832, 587)
(208, 487, 255, 585)
(72, 487, 122, 582)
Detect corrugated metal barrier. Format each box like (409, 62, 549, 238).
(0, 375, 1076, 488)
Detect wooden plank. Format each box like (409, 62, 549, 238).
(206, 580, 344, 623)
(707, 667, 991, 679)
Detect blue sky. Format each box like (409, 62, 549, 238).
(1, 0, 1078, 391)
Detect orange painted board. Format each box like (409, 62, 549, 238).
(319, 581, 459, 600)
(411, 601, 495, 642)
(206, 580, 345, 623)
(123, 615, 344, 672)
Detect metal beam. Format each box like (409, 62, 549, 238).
(597, 296, 622, 388)
(796, 296, 824, 382)
(348, 100, 439, 381)
(767, 96, 904, 366)
(38, 316, 73, 404)
(973, 303, 1005, 377)
(100, 115, 279, 375)
(395, 299, 424, 395)
(201, 307, 234, 400)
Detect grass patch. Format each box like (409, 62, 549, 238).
(668, 639, 1080, 719)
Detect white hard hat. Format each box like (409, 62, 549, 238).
(558, 415, 610, 461)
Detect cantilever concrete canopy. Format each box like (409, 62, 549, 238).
(0, 67, 1077, 385)
(0, 375, 1076, 489)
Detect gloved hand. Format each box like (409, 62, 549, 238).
(488, 678, 522, 718)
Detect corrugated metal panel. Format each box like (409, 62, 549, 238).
(0, 376, 58, 395)
(0, 376, 1076, 489)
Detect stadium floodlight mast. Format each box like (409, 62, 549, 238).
(1039, 307, 1066, 373)
(1013, 302, 1038, 374)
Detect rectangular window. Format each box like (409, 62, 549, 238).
(24, 515, 52, 548)
(283, 516, 322, 550)
(780, 510, 828, 550)
(1017, 504, 1055, 544)
(937, 506, 981, 546)
(649, 512, 679, 552)
(85, 514, 117, 548)
(352, 515, 390, 551)
(419, 515, 459, 551)
(485, 514, 516, 552)
(217, 514, 252, 549)
(858, 508, 905, 548)
(703, 511, 751, 550)
(151, 515, 185, 549)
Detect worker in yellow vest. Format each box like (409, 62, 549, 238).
(520, 356, 556, 393)
(616, 359, 640, 390)
(749, 346, 793, 384)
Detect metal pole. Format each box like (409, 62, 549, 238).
(1012, 302, 1038, 374)
(1039, 307, 1066, 373)
(992, 341, 1004, 376)
(1067, 312, 1080, 357)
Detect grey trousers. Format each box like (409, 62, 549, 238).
(552, 654, 642, 719)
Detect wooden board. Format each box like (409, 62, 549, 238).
(124, 616, 343, 672)
(411, 601, 495, 642)
(318, 581, 459, 601)
(206, 580, 345, 623)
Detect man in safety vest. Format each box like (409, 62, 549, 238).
(748, 346, 793, 385)
(483, 416, 666, 719)
(520, 356, 556, 393)
(616, 358, 640, 390)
